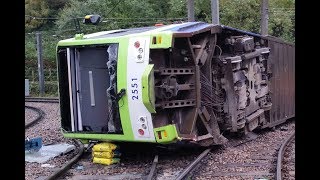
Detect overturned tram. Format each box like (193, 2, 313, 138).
(57, 22, 295, 146)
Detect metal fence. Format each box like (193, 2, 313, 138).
(25, 68, 58, 96)
(25, 68, 58, 82)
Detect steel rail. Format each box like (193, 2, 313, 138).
(25, 105, 45, 128)
(146, 155, 159, 180)
(175, 148, 211, 180)
(45, 140, 84, 180)
(25, 97, 59, 103)
(276, 131, 295, 180)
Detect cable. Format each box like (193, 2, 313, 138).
(216, 45, 222, 57)
(270, 8, 295, 10)
(25, 15, 186, 21)
(25, 15, 82, 20)
(25, 15, 59, 20)
(101, 21, 182, 24)
(102, 17, 186, 20)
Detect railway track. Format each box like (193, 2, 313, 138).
(56, 121, 294, 180)
(146, 148, 211, 180)
(24, 100, 294, 180)
(189, 121, 295, 179)
(25, 103, 84, 180)
(25, 97, 59, 103)
(175, 148, 211, 180)
(146, 133, 260, 180)
(276, 132, 295, 180)
(25, 105, 45, 129)
(45, 140, 84, 180)
(145, 132, 261, 180)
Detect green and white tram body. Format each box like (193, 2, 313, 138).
(57, 22, 295, 146)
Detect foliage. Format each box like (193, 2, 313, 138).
(269, 0, 295, 43)
(219, 0, 261, 33)
(147, 0, 171, 18)
(54, 0, 178, 34)
(192, 0, 295, 43)
(26, 0, 295, 40)
(47, 0, 69, 14)
(167, 0, 187, 18)
(25, 0, 295, 67)
(29, 81, 59, 97)
(25, 34, 37, 62)
(25, 0, 295, 64)
(25, 33, 62, 66)
(25, 0, 295, 96)
(25, 0, 50, 31)
(25, 0, 295, 95)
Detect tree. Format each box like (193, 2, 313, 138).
(25, 0, 50, 32)
(147, 0, 171, 18)
(47, 0, 69, 18)
(269, 0, 295, 43)
(53, 0, 294, 42)
(195, 0, 211, 22)
(219, 0, 261, 33)
(187, 0, 295, 43)
(55, 0, 161, 34)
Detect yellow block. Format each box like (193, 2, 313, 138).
(92, 157, 120, 165)
(92, 151, 117, 158)
(92, 142, 118, 152)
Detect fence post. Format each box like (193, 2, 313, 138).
(211, 0, 220, 25)
(36, 31, 45, 96)
(187, 0, 195, 22)
(260, 0, 269, 35)
(25, 79, 30, 96)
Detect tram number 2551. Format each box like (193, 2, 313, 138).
(131, 78, 139, 100)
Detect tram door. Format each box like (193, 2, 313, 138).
(76, 47, 110, 133)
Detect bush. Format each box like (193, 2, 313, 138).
(29, 81, 59, 97)
(25, 32, 62, 68)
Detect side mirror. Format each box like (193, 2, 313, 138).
(83, 15, 101, 25)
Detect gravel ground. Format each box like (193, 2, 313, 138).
(60, 143, 204, 180)
(282, 138, 295, 180)
(190, 119, 295, 180)
(25, 102, 295, 180)
(25, 102, 78, 180)
(25, 107, 39, 125)
(25, 102, 201, 180)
